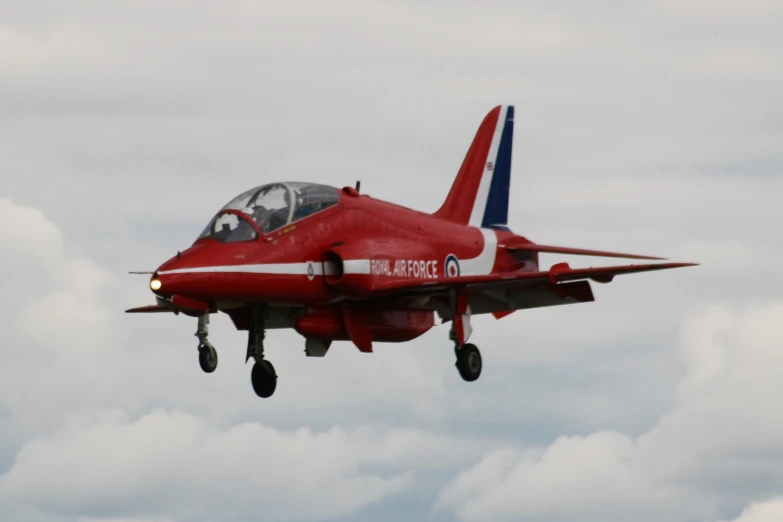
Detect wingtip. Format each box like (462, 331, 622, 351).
(664, 262, 700, 268)
(125, 304, 172, 314)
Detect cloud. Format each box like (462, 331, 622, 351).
(438, 302, 783, 521)
(0, 409, 413, 521)
(714, 497, 783, 522)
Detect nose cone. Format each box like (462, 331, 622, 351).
(152, 243, 214, 300)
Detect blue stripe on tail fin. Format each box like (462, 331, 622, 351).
(481, 106, 514, 229)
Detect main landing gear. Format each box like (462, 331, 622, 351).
(246, 307, 277, 398)
(449, 317, 482, 382)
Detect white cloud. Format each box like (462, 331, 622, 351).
(439, 302, 783, 521)
(0, 409, 414, 521)
(714, 497, 783, 522)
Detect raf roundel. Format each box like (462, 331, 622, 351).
(444, 254, 460, 278)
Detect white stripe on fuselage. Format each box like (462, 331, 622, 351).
(159, 263, 323, 276)
(157, 231, 496, 278)
(468, 105, 508, 228)
(158, 260, 370, 276)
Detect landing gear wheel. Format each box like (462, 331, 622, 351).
(198, 344, 218, 373)
(251, 360, 277, 398)
(455, 343, 482, 382)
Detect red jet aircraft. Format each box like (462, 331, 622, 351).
(128, 105, 696, 398)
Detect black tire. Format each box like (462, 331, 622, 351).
(456, 343, 482, 382)
(251, 360, 277, 398)
(198, 345, 218, 373)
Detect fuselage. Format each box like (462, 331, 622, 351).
(154, 185, 531, 308)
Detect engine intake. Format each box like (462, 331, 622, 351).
(323, 250, 344, 283)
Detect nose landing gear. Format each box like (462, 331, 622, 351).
(195, 315, 218, 373)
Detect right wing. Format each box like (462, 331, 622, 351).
(370, 261, 697, 318)
(373, 262, 697, 296)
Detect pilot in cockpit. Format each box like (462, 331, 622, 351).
(248, 184, 290, 233)
(250, 205, 271, 231)
(199, 182, 339, 241)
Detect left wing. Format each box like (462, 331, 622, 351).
(125, 304, 175, 313)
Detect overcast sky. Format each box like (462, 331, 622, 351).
(1, 1, 782, 521)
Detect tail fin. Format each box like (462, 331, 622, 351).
(434, 105, 514, 228)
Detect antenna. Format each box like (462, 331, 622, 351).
(355, 180, 361, 192)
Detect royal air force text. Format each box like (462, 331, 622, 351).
(370, 259, 438, 279)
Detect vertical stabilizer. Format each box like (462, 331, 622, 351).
(434, 105, 514, 229)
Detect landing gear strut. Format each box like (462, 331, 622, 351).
(195, 314, 218, 373)
(247, 307, 277, 398)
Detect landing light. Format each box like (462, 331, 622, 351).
(150, 278, 162, 291)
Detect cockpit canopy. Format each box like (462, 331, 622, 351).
(198, 182, 339, 243)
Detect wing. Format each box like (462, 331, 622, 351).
(125, 304, 175, 313)
(374, 262, 696, 295)
(370, 262, 697, 318)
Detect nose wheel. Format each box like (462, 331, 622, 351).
(195, 315, 218, 373)
(455, 343, 482, 382)
(198, 343, 218, 373)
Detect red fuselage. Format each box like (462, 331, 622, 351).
(155, 187, 526, 306)
(151, 186, 534, 344)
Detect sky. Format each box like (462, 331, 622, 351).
(0, 1, 782, 521)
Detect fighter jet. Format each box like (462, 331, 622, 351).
(128, 105, 695, 398)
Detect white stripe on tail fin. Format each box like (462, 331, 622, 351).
(434, 105, 514, 229)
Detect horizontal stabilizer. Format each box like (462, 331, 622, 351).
(502, 238, 666, 261)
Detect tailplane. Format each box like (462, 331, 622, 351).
(434, 105, 514, 228)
